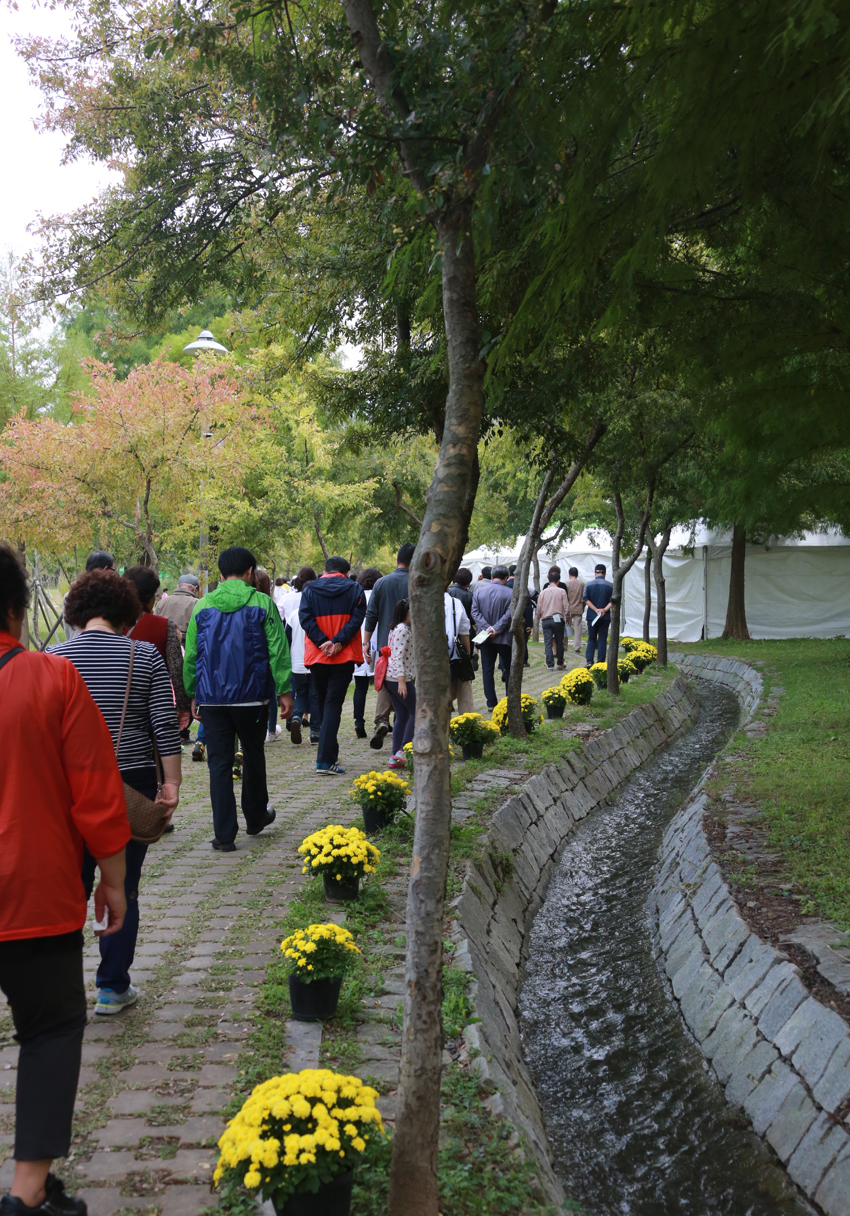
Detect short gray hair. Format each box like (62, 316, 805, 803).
(177, 573, 201, 589)
(492, 564, 509, 580)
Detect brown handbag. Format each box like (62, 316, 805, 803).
(115, 640, 169, 845)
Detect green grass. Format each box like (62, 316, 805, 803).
(676, 638, 850, 929)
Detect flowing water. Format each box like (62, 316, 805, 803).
(519, 681, 809, 1216)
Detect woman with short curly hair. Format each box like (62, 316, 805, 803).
(51, 569, 182, 1017)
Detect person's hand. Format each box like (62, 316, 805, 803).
(94, 881, 127, 937)
(319, 640, 335, 656)
(278, 692, 295, 719)
(487, 627, 496, 636)
(177, 711, 191, 731)
(156, 782, 180, 812)
(191, 699, 202, 721)
(398, 678, 408, 700)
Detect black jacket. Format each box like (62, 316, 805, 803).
(447, 582, 474, 620)
(363, 566, 410, 649)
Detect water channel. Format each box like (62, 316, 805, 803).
(519, 681, 809, 1216)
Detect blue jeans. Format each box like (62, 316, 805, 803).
(586, 615, 610, 665)
(291, 671, 320, 727)
(385, 679, 416, 754)
(82, 765, 152, 994)
(310, 661, 354, 767)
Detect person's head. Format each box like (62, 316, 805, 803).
(255, 568, 272, 596)
(297, 565, 317, 586)
(391, 597, 410, 628)
(218, 546, 257, 581)
(86, 550, 114, 573)
(64, 569, 142, 632)
(0, 541, 29, 638)
(492, 564, 509, 583)
(325, 555, 351, 575)
(124, 565, 160, 613)
(547, 565, 561, 584)
(509, 564, 517, 577)
(453, 567, 473, 588)
(358, 566, 383, 591)
(176, 573, 200, 596)
(569, 567, 579, 579)
(595, 564, 607, 577)
(480, 565, 492, 580)
(274, 576, 285, 587)
(397, 543, 416, 569)
(290, 576, 303, 592)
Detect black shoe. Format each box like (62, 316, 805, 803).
(355, 720, 367, 739)
(247, 807, 276, 836)
(192, 741, 206, 762)
(309, 733, 320, 745)
(290, 717, 303, 745)
(0, 1173, 88, 1215)
(370, 722, 389, 749)
(232, 748, 243, 779)
(211, 838, 236, 852)
(162, 822, 175, 834)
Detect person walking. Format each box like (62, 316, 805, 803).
(363, 542, 415, 748)
(447, 567, 474, 618)
(283, 567, 319, 744)
(471, 564, 513, 709)
(353, 567, 382, 738)
(183, 546, 293, 851)
(384, 598, 416, 769)
(535, 568, 570, 670)
(299, 555, 367, 775)
(155, 571, 200, 641)
(446, 590, 474, 714)
(566, 566, 586, 654)
(124, 565, 192, 738)
(584, 563, 614, 666)
(0, 544, 130, 1216)
(254, 569, 282, 746)
(61, 550, 115, 641)
(50, 570, 182, 1016)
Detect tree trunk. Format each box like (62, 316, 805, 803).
(16, 539, 30, 649)
(642, 551, 652, 643)
(647, 522, 672, 665)
(722, 523, 750, 640)
(531, 550, 541, 643)
(389, 201, 484, 1216)
(607, 489, 654, 696)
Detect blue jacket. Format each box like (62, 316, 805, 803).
(183, 578, 292, 705)
(584, 575, 614, 622)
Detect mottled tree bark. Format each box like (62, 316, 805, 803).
(642, 551, 652, 643)
(646, 522, 672, 665)
(722, 523, 750, 640)
(607, 489, 654, 696)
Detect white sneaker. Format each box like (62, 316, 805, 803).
(265, 727, 282, 745)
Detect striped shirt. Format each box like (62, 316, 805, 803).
(49, 631, 181, 771)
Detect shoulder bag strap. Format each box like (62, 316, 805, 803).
(0, 646, 24, 674)
(114, 638, 135, 761)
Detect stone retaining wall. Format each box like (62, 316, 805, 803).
(651, 653, 850, 1216)
(456, 676, 702, 1204)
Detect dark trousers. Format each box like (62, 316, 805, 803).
(480, 641, 512, 709)
(541, 618, 565, 667)
(202, 704, 269, 842)
(586, 615, 610, 665)
(310, 661, 354, 767)
(82, 764, 153, 994)
(353, 674, 372, 725)
(0, 931, 86, 1160)
(291, 671, 320, 727)
(385, 679, 416, 753)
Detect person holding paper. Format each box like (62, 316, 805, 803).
(471, 564, 514, 709)
(535, 569, 570, 670)
(583, 564, 614, 666)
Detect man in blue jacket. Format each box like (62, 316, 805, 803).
(363, 542, 415, 748)
(471, 564, 514, 710)
(184, 546, 293, 851)
(583, 563, 614, 666)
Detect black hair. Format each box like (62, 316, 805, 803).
(358, 566, 383, 590)
(397, 542, 416, 567)
(391, 597, 410, 629)
(547, 568, 560, 583)
(64, 569, 142, 630)
(595, 564, 607, 575)
(492, 564, 509, 580)
(86, 550, 114, 572)
(325, 555, 351, 574)
(297, 566, 317, 585)
(219, 546, 257, 578)
(569, 567, 579, 578)
(481, 566, 492, 580)
(124, 565, 160, 608)
(509, 563, 517, 575)
(0, 541, 29, 631)
(454, 567, 473, 588)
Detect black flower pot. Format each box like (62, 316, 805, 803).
(362, 802, 391, 835)
(288, 973, 343, 1022)
(323, 873, 360, 903)
(461, 741, 484, 761)
(274, 1169, 354, 1216)
(546, 704, 565, 719)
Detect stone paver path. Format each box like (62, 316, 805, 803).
(0, 640, 579, 1215)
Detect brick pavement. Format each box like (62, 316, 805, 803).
(0, 639, 579, 1215)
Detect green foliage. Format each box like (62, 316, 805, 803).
(441, 967, 474, 1042)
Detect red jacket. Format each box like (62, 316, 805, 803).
(128, 611, 168, 663)
(0, 630, 131, 941)
(298, 573, 366, 666)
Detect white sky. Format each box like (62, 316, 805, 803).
(0, 2, 119, 261)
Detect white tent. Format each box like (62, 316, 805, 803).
(461, 527, 850, 642)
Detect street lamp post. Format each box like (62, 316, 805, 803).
(182, 329, 229, 594)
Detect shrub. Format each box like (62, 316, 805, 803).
(449, 712, 495, 747)
(589, 662, 609, 689)
(560, 667, 594, 705)
(621, 637, 658, 669)
(298, 825, 380, 880)
(491, 693, 542, 735)
(541, 685, 568, 709)
(350, 770, 410, 824)
(280, 924, 361, 983)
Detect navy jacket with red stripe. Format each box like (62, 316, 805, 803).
(299, 574, 366, 666)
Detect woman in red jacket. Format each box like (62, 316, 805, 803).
(0, 543, 130, 1216)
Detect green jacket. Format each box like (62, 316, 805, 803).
(183, 578, 292, 704)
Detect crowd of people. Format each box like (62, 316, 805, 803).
(0, 535, 614, 1214)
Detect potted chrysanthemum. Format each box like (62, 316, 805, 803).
(449, 711, 499, 759)
(281, 924, 361, 1021)
(541, 685, 568, 718)
(214, 1068, 384, 1216)
(560, 667, 594, 705)
(350, 769, 410, 834)
(491, 693, 542, 735)
(298, 825, 381, 903)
